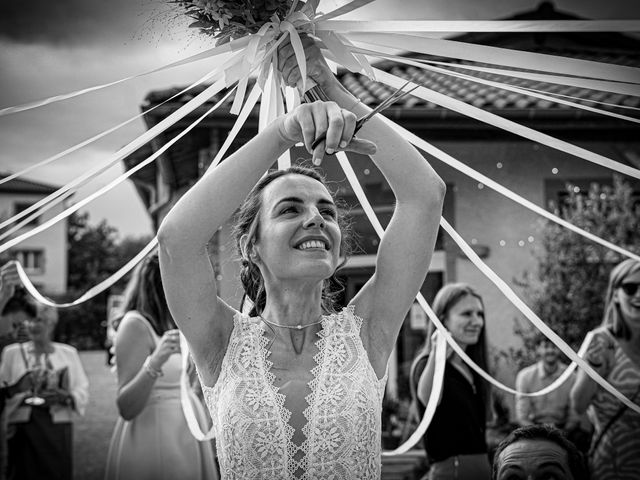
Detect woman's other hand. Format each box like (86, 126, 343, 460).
(148, 329, 181, 372)
(277, 33, 336, 93)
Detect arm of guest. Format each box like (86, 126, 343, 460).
(515, 368, 535, 426)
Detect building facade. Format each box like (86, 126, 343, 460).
(0, 176, 69, 295)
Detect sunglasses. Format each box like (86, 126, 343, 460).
(619, 282, 640, 297)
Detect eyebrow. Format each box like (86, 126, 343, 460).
(273, 196, 336, 210)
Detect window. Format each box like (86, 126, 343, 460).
(14, 250, 45, 274)
(13, 202, 39, 226)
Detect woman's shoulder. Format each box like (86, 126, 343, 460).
(0, 342, 22, 357)
(116, 311, 157, 341)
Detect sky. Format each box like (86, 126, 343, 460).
(0, 0, 638, 239)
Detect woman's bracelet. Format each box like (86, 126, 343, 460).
(143, 356, 163, 379)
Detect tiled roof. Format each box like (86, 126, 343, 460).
(339, 48, 640, 113)
(0, 174, 59, 194)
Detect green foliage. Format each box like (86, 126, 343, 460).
(55, 212, 153, 350)
(506, 176, 640, 369)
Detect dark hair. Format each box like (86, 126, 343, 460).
(492, 424, 587, 480)
(1, 288, 37, 318)
(602, 259, 640, 340)
(232, 165, 351, 317)
(414, 283, 489, 411)
(118, 251, 175, 336)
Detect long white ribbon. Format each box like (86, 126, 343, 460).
(16, 237, 158, 307)
(0, 69, 222, 188)
(373, 68, 640, 180)
(344, 47, 640, 123)
(319, 20, 640, 33)
(373, 103, 640, 263)
(0, 36, 251, 117)
(349, 32, 640, 86)
(0, 81, 233, 255)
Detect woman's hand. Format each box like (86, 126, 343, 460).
(277, 101, 376, 165)
(147, 329, 181, 372)
(431, 330, 454, 360)
(0, 260, 22, 301)
(41, 387, 74, 407)
(585, 334, 614, 374)
(277, 34, 339, 94)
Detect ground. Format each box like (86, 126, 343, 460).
(74, 350, 118, 480)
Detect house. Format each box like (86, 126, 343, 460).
(0, 174, 69, 295)
(122, 2, 640, 405)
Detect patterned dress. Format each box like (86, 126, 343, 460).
(201, 305, 388, 480)
(588, 327, 640, 479)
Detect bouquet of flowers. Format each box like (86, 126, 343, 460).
(175, 0, 299, 46)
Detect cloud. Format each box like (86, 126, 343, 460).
(0, 0, 179, 46)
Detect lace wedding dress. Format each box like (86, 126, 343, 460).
(201, 305, 388, 479)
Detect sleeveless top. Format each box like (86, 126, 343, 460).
(201, 305, 388, 480)
(588, 327, 640, 479)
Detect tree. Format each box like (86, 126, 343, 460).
(506, 176, 640, 368)
(56, 212, 152, 349)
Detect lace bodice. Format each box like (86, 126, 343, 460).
(201, 305, 388, 480)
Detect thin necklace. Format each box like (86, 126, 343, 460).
(260, 315, 324, 330)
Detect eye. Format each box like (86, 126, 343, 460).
(280, 205, 299, 215)
(320, 207, 337, 219)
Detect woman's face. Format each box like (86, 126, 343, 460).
(26, 315, 54, 341)
(443, 294, 484, 347)
(616, 268, 640, 327)
(252, 174, 342, 284)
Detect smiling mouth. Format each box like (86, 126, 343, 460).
(296, 240, 329, 251)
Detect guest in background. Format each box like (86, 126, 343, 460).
(104, 252, 217, 480)
(492, 424, 587, 480)
(0, 262, 31, 350)
(411, 283, 491, 480)
(0, 294, 89, 480)
(516, 336, 579, 429)
(571, 258, 640, 479)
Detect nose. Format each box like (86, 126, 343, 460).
(303, 208, 325, 229)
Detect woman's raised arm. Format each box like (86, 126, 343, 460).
(158, 91, 376, 382)
(278, 37, 446, 375)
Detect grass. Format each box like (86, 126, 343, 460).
(73, 350, 118, 480)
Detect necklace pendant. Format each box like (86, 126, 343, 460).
(296, 325, 302, 330)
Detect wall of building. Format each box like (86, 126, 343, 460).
(0, 193, 68, 295)
(429, 138, 636, 385)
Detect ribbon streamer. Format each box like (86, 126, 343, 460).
(349, 32, 640, 86)
(0, 81, 233, 255)
(16, 238, 158, 308)
(319, 20, 640, 33)
(0, 36, 250, 117)
(373, 69, 640, 180)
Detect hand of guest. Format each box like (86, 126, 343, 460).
(40, 387, 74, 407)
(431, 330, 454, 360)
(585, 334, 614, 374)
(148, 329, 181, 371)
(4, 371, 35, 397)
(0, 260, 22, 301)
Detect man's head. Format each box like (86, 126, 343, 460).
(493, 425, 586, 480)
(534, 335, 560, 367)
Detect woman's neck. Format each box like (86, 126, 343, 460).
(31, 337, 53, 354)
(261, 281, 324, 327)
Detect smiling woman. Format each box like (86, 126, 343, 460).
(410, 283, 491, 480)
(156, 35, 445, 479)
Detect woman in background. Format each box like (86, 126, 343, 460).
(410, 283, 491, 480)
(105, 252, 217, 480)
(571, 259, 640, 479)
(0, 267, 89, 480)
